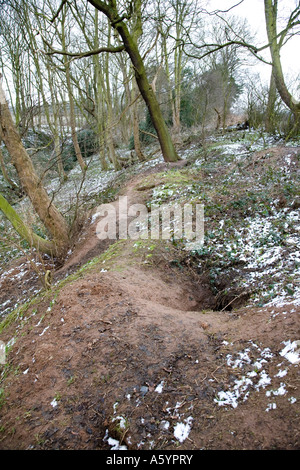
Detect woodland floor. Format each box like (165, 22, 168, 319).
(0, 130, 299, 451)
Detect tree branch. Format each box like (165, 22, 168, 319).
(50, 0, 69, 23)
(207, 0, 245, 15)
(41, 35, 125, 59)
(182, 40, 272, 66)
(86, 0, 111, 18)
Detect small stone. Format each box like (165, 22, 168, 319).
(140, 385, 148, 396)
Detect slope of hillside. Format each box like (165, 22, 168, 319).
(0, 129, 299, 450)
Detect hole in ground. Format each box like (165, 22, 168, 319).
(214, 289, 251, 311)
(180, 253, 251, 312)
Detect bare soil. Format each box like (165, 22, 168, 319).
(0, 164, 299, 451)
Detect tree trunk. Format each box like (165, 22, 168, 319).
(93, 10, 108, 171)
(66, 67, 87, 173)
(129, 1, 145, 161)
(119, 22, 179, 162)
(104, 25, 121, 171)
(0, 78, 69, 257)
(173, 33, 183, 134)
(132, 79, 145, 162)
(161, 32, 177, 133)
(0, 192, 55, 255)
(61, 7, 87, 173)
(214, 108, 221, 130)
(87, 0, 180, 163)
(0, 144, 19, 191)
(264, 0, 300, 125)
(47, 64, 67, 181)
(265, 71, 277, 133)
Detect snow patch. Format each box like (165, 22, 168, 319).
(173, 417, 193, 443)
(280, 340, 300, 364)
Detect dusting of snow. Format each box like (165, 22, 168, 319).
(215, 339, 299, 410)
(266, 403, 277, 412)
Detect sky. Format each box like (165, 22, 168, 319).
(208, 0, 300, 92)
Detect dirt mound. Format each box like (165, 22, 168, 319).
(0, 243, 299, 450)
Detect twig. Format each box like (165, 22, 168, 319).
(220, 290, 249, 312)
(100, 319, 112, 325)
(140, 129, 159, 140)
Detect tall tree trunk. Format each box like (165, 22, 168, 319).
(161, 32, 177, 133)
(118, 21, 179, 162)
(87, 0, 180, 162)
(0, 78, 69, 257)
(61, 6, 87, 173)
(132, 79, 145, 162)
(24, 16, 65, 177)
(265, 71, 277, 133)
(129, 1, 145, 161)
(95, 54, 110, 169)
(173, 24, 183, 134)
(264, 0, 300, 127)
(47, 63, 67, 181)
(104, 25, 121, 171)
(117, 51, 133, 145)
(65, 64, 87, 172)
(93, 9, 108, 171)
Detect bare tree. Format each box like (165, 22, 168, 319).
(0, 76, 70, 257)
(50, 0, 180, 162)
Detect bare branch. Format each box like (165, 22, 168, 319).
(41, 34, 125, 59)
(142, 29, 160, 61)
(50, 0, 69, 23)
(208, 0, 245, 15)
(182, 40, 272, 66)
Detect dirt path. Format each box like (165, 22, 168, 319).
(0, 172, 299, 450)
(55, 163, 175, 277)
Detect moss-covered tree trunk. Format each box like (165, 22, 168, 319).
(87, 0, 180, 162)
(104, 24, 122, 171)
(117, 22, 179, 162)
(132, 79, 145, 162)
(0, 77, 69, 257)
(129, 0, 145, 162)
(0, 192, 55, 255)
(264, 0, 300, 130)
